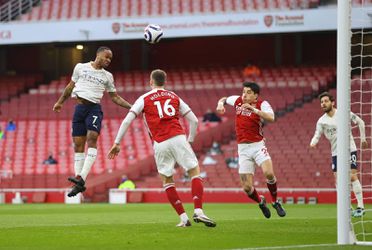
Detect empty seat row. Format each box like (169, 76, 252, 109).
(18, 0, 331, 22)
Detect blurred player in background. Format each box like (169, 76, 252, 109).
(216, 82, 286, 219)
(108, 69, 216, 228)
(310, 91, 368, 217)
(53, 46, 132, 197)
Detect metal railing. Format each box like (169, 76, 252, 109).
(0, 0, 40, 22)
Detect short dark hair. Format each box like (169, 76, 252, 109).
(151, 69, 166, 86)
(96, 46, 111, 54)
(243, 82, 260, 94)
(318, 92, 334, 102)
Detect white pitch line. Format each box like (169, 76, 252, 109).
(230, 243, 337, 250)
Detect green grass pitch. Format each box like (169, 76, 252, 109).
(0, 203, 371, 250)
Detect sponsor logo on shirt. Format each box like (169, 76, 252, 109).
(81, 71, 105, 85)
(326, 127, 336, 136)
(235, 104, 254, 116)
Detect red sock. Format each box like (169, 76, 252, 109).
(164, 184, 185, 215)
(191, 177, 204, 209)
(267, 179, 278, 202)
(246, 187, 261, 203)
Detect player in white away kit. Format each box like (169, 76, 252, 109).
(216, 82, 286, 219)
(310, 92, 368, 217)
(108, 69, 216, 227)
(53, 47, 131, 197)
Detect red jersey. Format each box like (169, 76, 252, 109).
(226, 96, 274, 143)
(130, 88, 191, 143)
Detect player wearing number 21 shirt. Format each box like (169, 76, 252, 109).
(108, 69, 216, 228)
(216, 82, 286, 219)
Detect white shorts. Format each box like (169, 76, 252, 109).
(153, 135, 198, 177)
(238, 140, 271, 174)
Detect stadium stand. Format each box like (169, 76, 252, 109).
(0, 0, 41, 22)
(0, 0, 369, 211)
(12, 0, 372, 22)
(0, 64, 338, 201)
(18, 0, 317, 21)
(159, 71, 370, 192)
(0, 74, 43, 102)
(3, 65, 333, 119)
(134, 93, 335, 189)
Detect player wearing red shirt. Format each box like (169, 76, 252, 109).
(108, 69, 216, 227)
(216, 82, 286, 219)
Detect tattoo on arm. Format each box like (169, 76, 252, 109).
(58, 83, 74, 104)
(111, 94, 132, 109)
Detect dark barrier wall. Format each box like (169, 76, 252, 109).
(2, 31, 336, 77)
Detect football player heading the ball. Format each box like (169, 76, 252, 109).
(216, 82, 286, 219)
(108, 69, 216, 228)
(53, 46, 132, 197)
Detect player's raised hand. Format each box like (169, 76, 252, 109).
(241, 103, 254, 111)
(108, 144, 120, 159)
(216, 103, 225, 114)
(361, 140, 368, 149)
(309, 143, 317, 149)
(53, 102, 63, 112)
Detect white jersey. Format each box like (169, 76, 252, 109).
(310, 109, 366, 156)
(71, 62, 116, 103)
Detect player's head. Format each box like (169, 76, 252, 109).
(95, 46, 112, 69)
(121, 175, 128, 183)
(150, 69, 167, 87)
(242, 82, 260, 103)
(318, 92, 335, 113)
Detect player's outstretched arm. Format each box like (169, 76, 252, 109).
(242, 103, 275, 122)
(184, 111, 198, 143)
(351, 112, 368, 148)
(53, 81, 75, 112)
(258, 110, 275, 122)
(241, 102, 275, 122)
(216, 97, 227, 114)
(108, 143, 120, 159)
(109, 92, 132, 109)
(310, 121, 323, 149)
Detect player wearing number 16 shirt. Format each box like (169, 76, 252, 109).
(216, 82, 286, 219)
(108, 69, 216, 228)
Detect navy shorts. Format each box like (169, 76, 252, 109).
(72, 104, 103, 136)
(331, 151, 358, 172)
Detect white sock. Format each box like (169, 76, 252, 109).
(79, 148, 97, 181)
(194, 208, 204, 216)
(352, 180, 364, 209)
(74, 153, 85, 176)
(180, 212, 189, 223)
